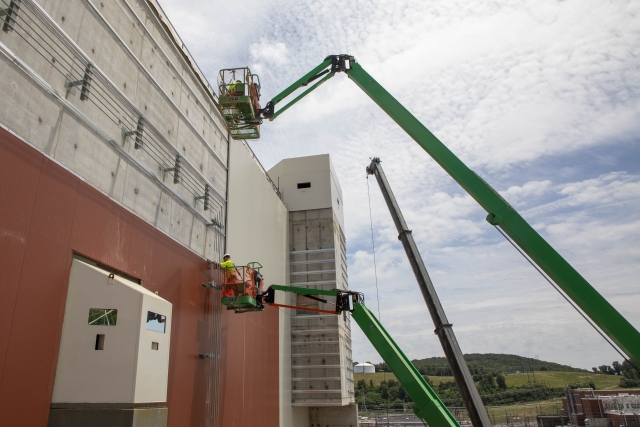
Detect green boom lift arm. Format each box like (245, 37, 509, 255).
(254, 54, 640, 369)
(261, 285, 461, 427)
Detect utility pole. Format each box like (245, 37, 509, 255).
(366, 157, 492, 427)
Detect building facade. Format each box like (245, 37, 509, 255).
(0, 1, 359, 426)
(269, 154, 358, 425)
(562, 388, 640, 427)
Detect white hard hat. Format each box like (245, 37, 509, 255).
(223, 253, 230, 258)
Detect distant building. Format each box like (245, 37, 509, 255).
(355, 363, 376, 374)
(561, 388, 640, 427)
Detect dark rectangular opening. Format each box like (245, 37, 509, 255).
(297, 182, 311, 189)
(151, 342, 159, 350)
(95, 334, 105, 350)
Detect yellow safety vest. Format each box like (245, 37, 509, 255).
(220, 260, 235, 270)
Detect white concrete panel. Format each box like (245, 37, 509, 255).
(134, 291, 172, 403)
(268, 154, 345, 230)
(122, 163, 163, 225)
(39, 0, 85, 44)
(54, 113, 122, 194)
(168, 196, 194, 246)
(53, 258, 172, 404)
(189, 216, 206, 254)
(0, 58, 62, 153)
(155, 190, 172, 232)
(226, 140, 291, 426)
(53, 259, 141, 403)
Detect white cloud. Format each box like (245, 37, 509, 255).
(157, 0, 640, 369)
(250, 40, 289, 72)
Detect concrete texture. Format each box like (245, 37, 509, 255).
(309, 405, 358, 427)
(269, 155, 355, 417)
(268, 154, 345, 230)
(0, 0, 228, 261)
(47, 406, 168, 427)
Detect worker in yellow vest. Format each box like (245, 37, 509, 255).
(221, 253, 234, 270)
(221, 254, 237, 297)
(227, 80, 242, 96)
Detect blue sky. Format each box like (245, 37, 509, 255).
(159, 0, 640, 369)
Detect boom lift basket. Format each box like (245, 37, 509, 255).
(217, 68, 261, 140)
(221, 262, 264, 310)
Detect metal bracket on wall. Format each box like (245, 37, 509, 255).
(201, 282, 221, 290)
(206, 217, 224, 229)
(194, 184, 210, 210)
(121, 116, 144, 148)
(161, 154, 182, 184)
(64, 63, 93, 100)
(198, 353, 220, 359)
(1, 0, 21, 33)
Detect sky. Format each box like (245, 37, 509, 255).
(158, 0, 640, 370)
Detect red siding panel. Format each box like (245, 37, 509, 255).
(0, 128, 279, 426)
(0, 137, 43, 388)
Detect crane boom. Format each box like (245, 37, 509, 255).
(252, 54, 640, 368)
(260, 285, 461, 427)
(367, 157, 492, 427)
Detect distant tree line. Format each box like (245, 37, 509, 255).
(356, 369, 567, 409)
(591, 361, 640, 387)
(374, 353, 585, 375)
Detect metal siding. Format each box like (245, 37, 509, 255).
(0, 128, 279, 426)
(0, 150, 79, 426)
(0, 136, 43, 389)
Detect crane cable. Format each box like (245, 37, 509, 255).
(492, 225, 640, 375)
(366, 175, 382, 321)
(367, 174, 392, 423)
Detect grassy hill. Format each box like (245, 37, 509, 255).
(355, 370, 622, 390)
(406, 353, 586, 375)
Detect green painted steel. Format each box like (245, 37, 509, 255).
(270, 72, 335, 120)
(268, 284, 339, 297)
(345, 62, 640, 367)
(222, 296, 257, 309)
(257, 56, 640, 367)
(270, 58, 333, 106)
(351, 303, 460, 427)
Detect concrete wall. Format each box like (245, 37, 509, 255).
(224, 139, 292, 427)
(52, 258, 173, 405)
(268, 155, 356, 425)
(0, 0, 228, 261)
(0, 128, 282, 426)
(268, 154, 345, 230)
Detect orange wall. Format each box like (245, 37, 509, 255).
(0, 128, 279, 426)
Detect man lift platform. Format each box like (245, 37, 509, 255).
(220, 261, 264, 311)
(225, 283, 462, 427)
(217, 67, 262, 140)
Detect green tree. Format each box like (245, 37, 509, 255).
(619, 361, 640, 387)
(365, 391, 383, 406)
(380, 382, 389, 399)
(612, 361, 622, 375)
(496, 374, 507, 390)
(592, 367, 598, 373)
(398, 385, 407, 401)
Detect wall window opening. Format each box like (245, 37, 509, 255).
(88, 308, 118, 326)
(297, 182, 311, 189)
(95, 334, 105, 350)
(151, 342, 159, 350)
(146, 311, 166, 333)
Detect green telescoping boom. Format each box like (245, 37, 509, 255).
(248, 55, 640, 370)
(262, 285, 461, 427)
